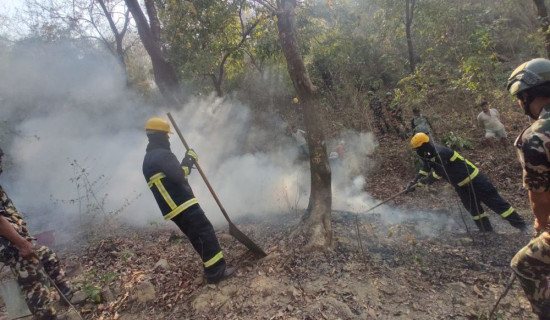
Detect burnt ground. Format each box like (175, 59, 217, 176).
(0, 108, 539, 320)
(20, 205, 535, 320)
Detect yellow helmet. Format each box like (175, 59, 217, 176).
(411, 132, 429, 149)
(145, 117, 172, 133)
(293, 97, 299, 104)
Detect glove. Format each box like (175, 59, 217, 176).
(186, 149, 199, 163)
(406, 181, 416, 193)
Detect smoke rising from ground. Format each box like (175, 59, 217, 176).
(0, 39, 463, 245)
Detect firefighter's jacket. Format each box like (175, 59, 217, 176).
(143, 135, 199, 221)
(414, 145, 479, 188)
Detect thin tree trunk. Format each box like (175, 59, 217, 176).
(276, 0, 333, 250)
(533, 0, 550, 58)
(405, 0, 416, 73)
(97, 0, 130, 86)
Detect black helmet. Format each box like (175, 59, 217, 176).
(507, 58, 550, 95)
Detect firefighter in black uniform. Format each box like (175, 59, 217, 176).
(142, 117, 234, 284)
(406, 132, 526, 232)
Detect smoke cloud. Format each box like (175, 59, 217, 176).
(0, 39, 462, 246)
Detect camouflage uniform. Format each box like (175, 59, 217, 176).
(0, 184, 71, 320)
(368, 96, 390, 134)
(411, 114, 434, 135)
(510, 105, 550, 319)
(386, 100, 407, 139)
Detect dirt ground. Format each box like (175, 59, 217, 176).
(14, 206, 534, 320)
(0, 109, 540, 320)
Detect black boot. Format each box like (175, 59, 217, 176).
(475, 217, 494, 232)
(505, 211, 527, 231)
(207, 266, 236, 284)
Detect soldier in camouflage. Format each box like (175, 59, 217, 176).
(382, 92, 407, 139)
(411, 107, 435, 136)
(507, 58, 550, 320)
(367, 91, 390, 134)
(0, 147, 73, 320)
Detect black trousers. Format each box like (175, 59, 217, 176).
(455, 173, 512, 219)
(172, 206, 226, 282)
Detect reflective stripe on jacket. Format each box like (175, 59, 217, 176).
(143, 140, 198, 220)
(416, 145, 479, 187)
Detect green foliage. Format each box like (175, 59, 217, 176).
(441, 131, 473, 151)
(82, 283, 102, 303)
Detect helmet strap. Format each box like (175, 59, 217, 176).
(521, 94, 538, 120)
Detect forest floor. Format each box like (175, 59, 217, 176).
(0, 104, 540, 320)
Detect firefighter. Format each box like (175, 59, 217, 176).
(0, 147, 73, 320)
(507, 58, 550, 320)
(406, 132, 526, 232)
(142, 117, 234, 284)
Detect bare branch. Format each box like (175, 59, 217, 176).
(253, 0, 277, 14)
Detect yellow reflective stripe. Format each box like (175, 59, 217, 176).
(419, 170, 429, 176)
(432, 172, 441, 179)
(204, 251, 223, 268)
(450, 151, 461, 162)
(183, 166, 190, 179)
(500, 207, 514, 218)
(163, 198, 198, 220)
(148, 172, 177, 209)
(147, 172, 166, 188)
(472, 212, 488, 220)
(457, 167, 478, 186)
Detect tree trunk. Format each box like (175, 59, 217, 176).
(405, 0, 416, 73)
(533, 0, 550, 58)
(276, 0, 333, 250)
(125, 0, 180, 101)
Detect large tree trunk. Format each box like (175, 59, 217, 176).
(276, 0, 333, 250)
(405, 0, 416, 73)
(125, 0, 180, 101)
(533, 0, 550, 58)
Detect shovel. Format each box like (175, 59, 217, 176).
(167, 112, 267, 257)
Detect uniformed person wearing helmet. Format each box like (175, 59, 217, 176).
(407, 133, 526, 233)
(143, 117, 235, 284)
(508, 58, 550, 320)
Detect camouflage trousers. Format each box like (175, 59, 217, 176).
(1, 243, 70, 320)
(372, 114, 390, 134)
(510, 232, 550, 319)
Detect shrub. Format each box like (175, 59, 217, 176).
(441, 131, 473, 150)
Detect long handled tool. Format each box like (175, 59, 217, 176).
(363, 187, 410, 214)
(167, 112, 267, 257)
(489, 273, 516, 319)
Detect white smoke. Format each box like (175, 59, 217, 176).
(0, 40, 313, 242)
(0, 39, 463, 246)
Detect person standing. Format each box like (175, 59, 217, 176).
(385, 92, 407, 139)
(367, 91, 390, 135)
(507, 58, 550, 320)
(142, 117, 234, 284)
(290, 124, 309, 160)
(476, 100, 508, 148)
(0, 147, 73, 320)
(411, 107, 435, 136)
(406, 133, 526, 232)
